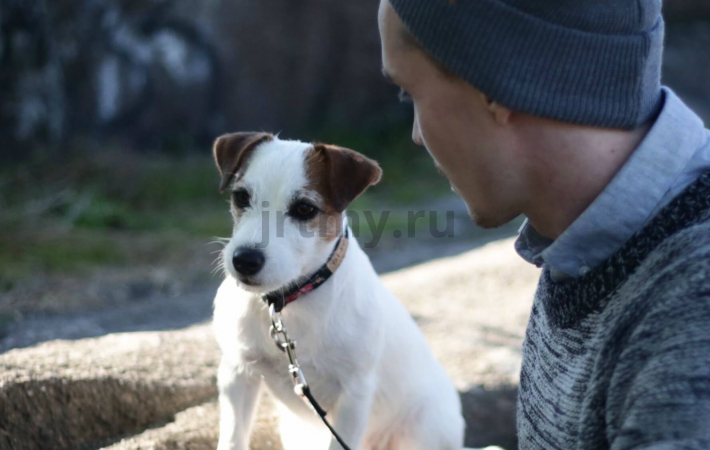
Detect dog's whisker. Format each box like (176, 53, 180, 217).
(211, 254, 229, 277)
(214, 260, 226, 273)
(213, 261, 227, 277)
(206, 238, 230, 247)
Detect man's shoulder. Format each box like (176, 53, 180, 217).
(638, 214, 710, 290)
(618, 216, 710, 336)
(605, 221, 710, 450)
(602, 217, 710, 391)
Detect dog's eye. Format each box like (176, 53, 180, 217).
(232, 189, 251, 208)
(289, 201, 318, 221)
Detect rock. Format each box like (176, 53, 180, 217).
(102, 396, 282, 450)
(102, 401, 222, 450)
(0, 326, 220, 450)
(1, 238, 539, 450)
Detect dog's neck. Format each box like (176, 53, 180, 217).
(261, 227, 350, 312)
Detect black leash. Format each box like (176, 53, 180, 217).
(302, 385, 353, 450)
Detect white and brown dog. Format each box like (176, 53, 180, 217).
(212, 132, 465, 450)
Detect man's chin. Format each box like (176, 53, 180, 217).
(467, 204, 514, 230)
(472, 215, 500, 229)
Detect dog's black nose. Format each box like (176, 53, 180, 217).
(232, 248, 265, 276)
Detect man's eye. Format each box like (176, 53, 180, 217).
(232, 189, 251, 208)
(289, 201, 318, 221)
(398, 88, 412, 104)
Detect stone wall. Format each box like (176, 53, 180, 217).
(0, 0, 399, 160)
(1, 0, 708, 161)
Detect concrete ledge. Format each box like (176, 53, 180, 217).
(102, 395, 282, 450)
(0, 327, 219, 450)
(1, 238, 539, 450)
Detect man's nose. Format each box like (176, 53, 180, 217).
(232, 247, 265, 276)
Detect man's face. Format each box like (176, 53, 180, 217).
(378, 0, 526, 228)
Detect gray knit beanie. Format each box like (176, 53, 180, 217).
(389, 0, 665, 129)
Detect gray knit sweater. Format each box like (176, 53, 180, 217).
(518, 171, 710, 449)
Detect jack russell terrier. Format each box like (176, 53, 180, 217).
(212, 132, 465, 450)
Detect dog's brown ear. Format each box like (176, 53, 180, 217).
(213, 132, 274, 192)
(309, 144, 382, 212)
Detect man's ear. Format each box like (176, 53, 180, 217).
(212, 132, 274, 192)
(481, 92, 512, 125)
(309, 144, 382, 212)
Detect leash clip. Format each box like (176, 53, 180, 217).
(269, 303, 309, 395)
(268, 303, 289, 352)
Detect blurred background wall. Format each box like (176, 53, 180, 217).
(1, 0, 710, 342)
(3, 0, 709, 162)
(0, 0, 405, 161)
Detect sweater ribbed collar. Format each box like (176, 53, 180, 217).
(540, 171, 710, 328)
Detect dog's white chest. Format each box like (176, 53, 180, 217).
(230, 312, 342, 415)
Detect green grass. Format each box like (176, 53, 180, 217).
(0, 151, 229, 281)
(0, 130, 450, 279)
(0, 229, 127, 283)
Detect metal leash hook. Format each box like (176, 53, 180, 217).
(269, 303, 309, 396)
